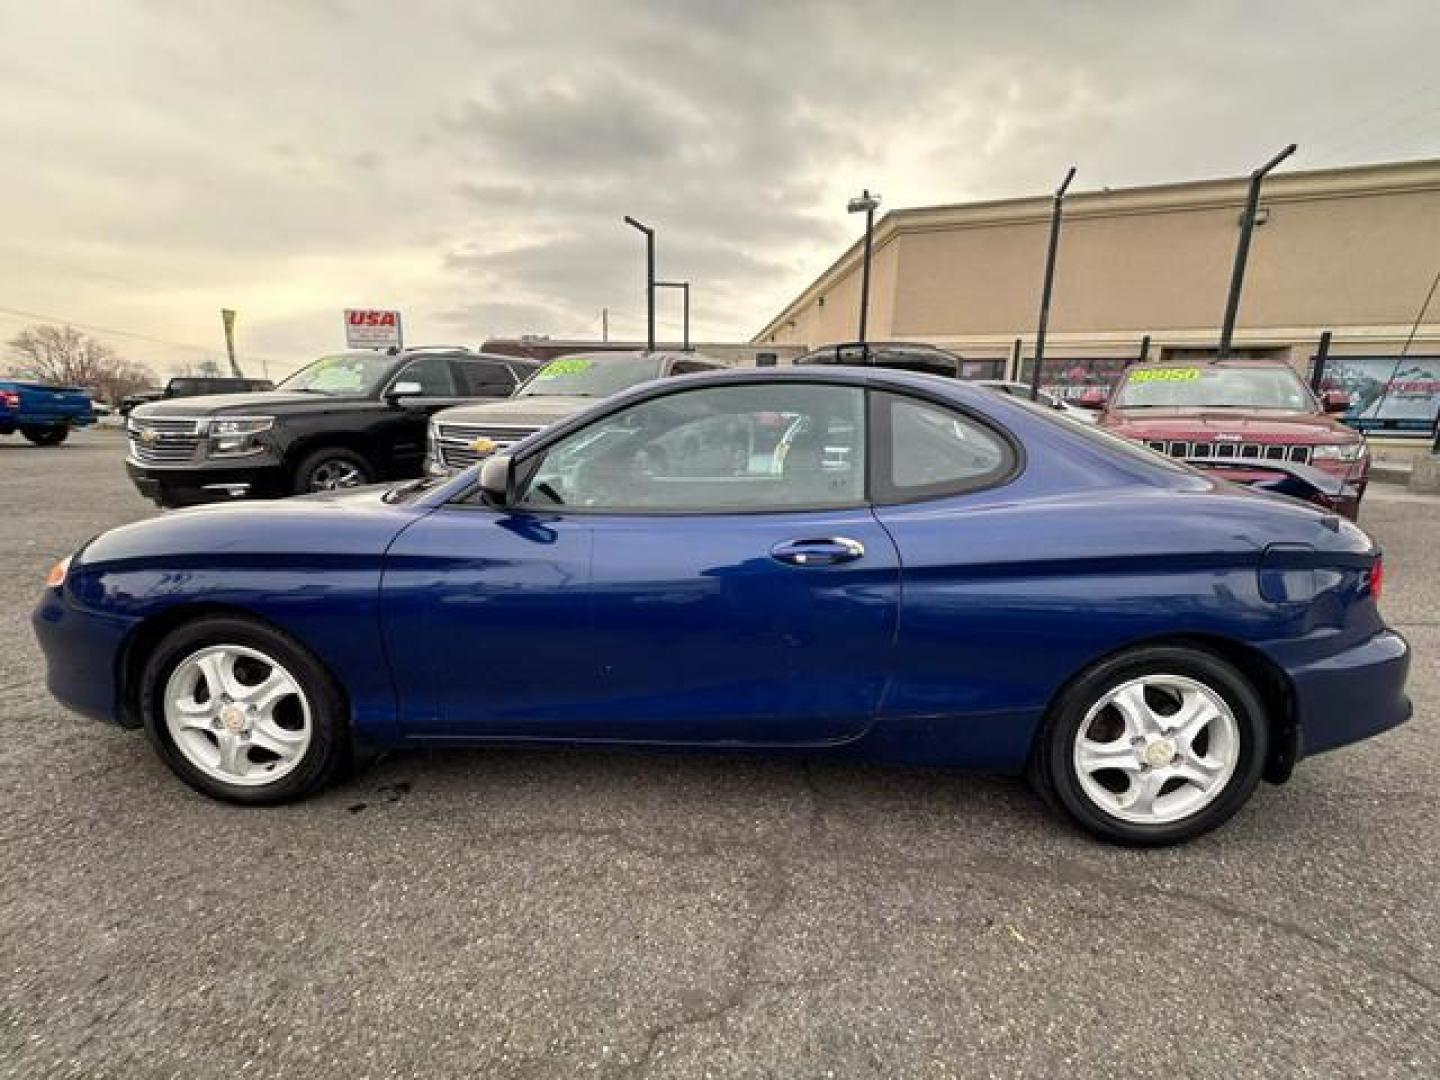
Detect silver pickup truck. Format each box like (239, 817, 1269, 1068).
(426, 350, 725, 473)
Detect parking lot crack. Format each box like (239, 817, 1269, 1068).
(628, 847, 794, 1078)
(857, 845, 1440, 1004)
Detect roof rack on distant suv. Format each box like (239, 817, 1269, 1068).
(795, 341, 963, 378)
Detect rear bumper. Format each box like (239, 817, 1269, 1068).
(126, 460, 285, 507)
(1284, 629, 1411, 759)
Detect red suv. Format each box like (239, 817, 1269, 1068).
(1096, 360, 1369, 519)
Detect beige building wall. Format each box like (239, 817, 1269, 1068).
(755, 159, 1440, 371)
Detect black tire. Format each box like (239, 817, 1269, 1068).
(21, 425, 68, 446)
(139, 615, 351, 805)
(1029, 645, 1268, 846)
(291, 446, 373, 495)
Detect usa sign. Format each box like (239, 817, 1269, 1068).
(344, 308, 404, 350)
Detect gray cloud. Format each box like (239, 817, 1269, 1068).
(1, 0, 1438, 376)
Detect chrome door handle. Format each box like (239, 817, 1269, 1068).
(769, 536, 866, 567)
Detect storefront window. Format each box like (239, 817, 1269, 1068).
(1316, 355, 1440, 435)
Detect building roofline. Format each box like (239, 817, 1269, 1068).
(751, 155, 1440, 344)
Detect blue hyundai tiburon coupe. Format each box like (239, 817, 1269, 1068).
(34, 367, 1410, 844)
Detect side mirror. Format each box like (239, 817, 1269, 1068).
(478, 453, 514, 506)
(386, 380, 423, 404)
(1321, 390, 1351, 414)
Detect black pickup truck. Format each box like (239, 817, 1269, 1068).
(119, 375, 274, 417)
(125, 346, 536, 507)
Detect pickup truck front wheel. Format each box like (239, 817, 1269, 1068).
(292, 447, 373, 494)
(21, 425, 68, 446)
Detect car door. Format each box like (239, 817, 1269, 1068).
(382, 380, 900, 745)
(378, 355, 471, 475)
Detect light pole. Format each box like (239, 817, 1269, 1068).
(1029, 165, 1076, 402)
(623, 215, 656, 351)
(1217, 143, 1296, 360)
(847, 190, 881, 346)
(657, 280, 690, 350)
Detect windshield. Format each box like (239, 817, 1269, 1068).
(1113, 365, 1315, 411)
(278, 353, 394, 395)
(518, 353, 661, 398)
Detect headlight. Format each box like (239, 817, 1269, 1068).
(45, 555, 72, 589)
(208, 416, 273, 457)
(1311, 442, 1366, 462)
(211, 417, 274, 437)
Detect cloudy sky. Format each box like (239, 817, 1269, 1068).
(2, 0, 1439, 380)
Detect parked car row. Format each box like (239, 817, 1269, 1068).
(117, 340, 1372, 522)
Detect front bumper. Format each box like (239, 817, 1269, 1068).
(32, 587, 138, 727)
(125, 460, 286, 507)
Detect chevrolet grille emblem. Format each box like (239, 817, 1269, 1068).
(139, 429, 159, 445)
(470, 437, 497, 455)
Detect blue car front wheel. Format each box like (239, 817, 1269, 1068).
(140, 616, 351, 804)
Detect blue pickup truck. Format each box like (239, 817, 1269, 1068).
(0, 380, 96, 446)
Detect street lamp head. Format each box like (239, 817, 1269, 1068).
(847, 192, 881, 214)
(623, 215, 653, 235)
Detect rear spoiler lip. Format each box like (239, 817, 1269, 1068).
(1183, 455, 1351, 500)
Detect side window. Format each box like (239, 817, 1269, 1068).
(453, 360, 515, 397)
(875, 392, 1016, 502)
(517, 383, 866, 512)
(395, 356, 456, 397)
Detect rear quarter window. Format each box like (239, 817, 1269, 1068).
(872, 391, 1018, 503)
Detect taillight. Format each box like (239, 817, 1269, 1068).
(0, 391, 19, 410)
(1368, 557, 1384, 603)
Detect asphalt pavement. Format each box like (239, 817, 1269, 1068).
(2, 427, 1437, 1078)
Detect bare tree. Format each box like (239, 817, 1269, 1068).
(4, 324, 156, 403)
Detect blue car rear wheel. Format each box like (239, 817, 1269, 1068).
(1032, 645, 1269, 846)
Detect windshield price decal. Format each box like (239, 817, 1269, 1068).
(538, 358, 594, 379)
(1129, 368, 1201, 383)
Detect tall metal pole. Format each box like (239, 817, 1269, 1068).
(848, 190, 882, 347)
(1029, 166, 1076, 401)
(1217, 143, 1296, 360)
(1137, 334, 1151, 365)
(602, 307, 609, 343)
(623, 216, 655, 351)
(657, 281, 690, 351)
(1310, 330, 1332, 392)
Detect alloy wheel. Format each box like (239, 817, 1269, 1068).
(1072, 674, 1240, 825)
(309, 460, 364, 490)
(162, 644, 312, 787)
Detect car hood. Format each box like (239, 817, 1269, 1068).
(1103, 408, 1359, 444)
(77, 483, 417, 567)
(132, 391, 366, 417)
(432, 394, 593, 427)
